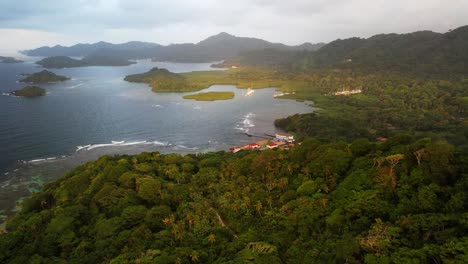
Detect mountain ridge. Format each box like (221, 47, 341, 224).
(22, 33, 325, 62)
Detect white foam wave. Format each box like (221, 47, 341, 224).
(153, 141, 171, 146)
(76, 140, 171, 152)
(235, 112, 255, 133)
(29, 159, 46, 163)
(66, 83, 84, 89)
(1, 179, 12, 188)
(27, 156, 58, 164)
(2, 92, 18, 98)
(175, 145, 198, 150)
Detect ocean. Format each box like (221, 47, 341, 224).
(0, 57, 314, 222)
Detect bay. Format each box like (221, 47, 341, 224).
(0, 58, 314, 223)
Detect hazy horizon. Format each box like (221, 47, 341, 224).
(1, 0, 468, 53)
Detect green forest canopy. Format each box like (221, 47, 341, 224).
(1, 136, 466, 263)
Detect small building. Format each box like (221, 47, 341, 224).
(377, 137, 388, 142)
(249, 143, 261, 149)
(267, 143, 278, 149)
(275, 133, 294, 143)
(231, 65, 239, 69)
(333, 89, 362, 96)
(229, 147, 243, 153)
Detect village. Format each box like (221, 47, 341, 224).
(229, 132, 297, 153)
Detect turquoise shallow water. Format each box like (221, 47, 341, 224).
(0, 58, 314, 220)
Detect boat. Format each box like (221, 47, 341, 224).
(245, 87, 254, 97)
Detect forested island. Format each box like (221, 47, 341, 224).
(183, 91, 235, 101)
(20, 70, 70, 84)
(10, 86, 46, 97)
(0, 56, 23, 63)
(36, 55, 136, 68)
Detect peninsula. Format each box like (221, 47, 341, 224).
(124, 67, 204, 92)
(36, 55, 135, 68)
(10, 86, 46, 97)
(20, 70, 70, 84)
(183, 91, 235, 101)
(0, 56, 23, 63)
(124, 67, 284, 93)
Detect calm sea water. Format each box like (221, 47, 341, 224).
(0, 58, 314, 221)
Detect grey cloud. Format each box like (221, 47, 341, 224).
(0, 0, 467, 47)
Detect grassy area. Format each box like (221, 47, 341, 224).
(183, 91, 235, 101)
(181, 68, 285, 90)
(125, 67, 295, 93)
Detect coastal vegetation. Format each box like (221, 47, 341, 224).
(36, 55, 135, 69)
(124, 67, 285, 92)
(10, 86, 46, 97)
(20, 70, 70, 84)
(124, 64, 467, 151)
(0, 136, 466, 263)
(183, 91, 235, 101)
(2, 25, 468, 264)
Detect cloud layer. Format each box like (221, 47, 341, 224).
(1, 0, 468, 51)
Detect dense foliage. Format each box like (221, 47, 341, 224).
(221, 25, 468, 77)
(183, 92, 235, 101)
(20, 70, 70, 84)
(36, 55, 135, 69)
(274, 72, 468, 150)
(11, 86, 46, 97)
(0, 136, 466, 263)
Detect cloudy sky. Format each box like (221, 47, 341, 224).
(1, 0, 468, 52)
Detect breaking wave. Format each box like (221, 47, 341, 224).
(76, 140, 171, 152)
(235, 112, 255, 133)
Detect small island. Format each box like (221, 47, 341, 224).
(183, 91, 235, 101)
(0, 56, 23, 63)
(125, 67, 204, 92)
(20, 70, 70, 84)
(36, 55, 135, 69)
(10, 86, 46, 97)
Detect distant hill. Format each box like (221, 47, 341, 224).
(221, 25, 468, 76)
(0, 56, 23, 63)
(22, 33, 324, 63)
(22, 41, 160, 57)
(36, 55, 136, 68)
(304, 26, 468, 75)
